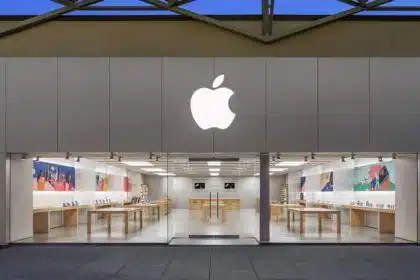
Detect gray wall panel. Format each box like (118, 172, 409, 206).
(318, 58, 370, 152)
(0, 58, 4, 152)
(58, 57, 110, 152)
(266, 58, 318, 152)
(213, 58, 266, 152)
(370, 58, 420, 152)
(6, 58, 57, 152)
(110, 58, 162, 152)
(162, 58, 213, 152)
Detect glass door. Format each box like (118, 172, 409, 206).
(167, 153, 260, 245)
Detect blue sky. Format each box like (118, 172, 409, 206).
(0, 0, 419, 15)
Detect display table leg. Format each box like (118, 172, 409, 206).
(87, 212, 92, 234)
(336, 212, 341, 234)
(287, 210, 291, 230)
(63, 209, 78, 227)
(33, 212, 50, 234)
(124, 212, 129, 234)
(318, 213, 322, 233)
(350, 209, 364, 226)
(378, 212, 395, 233)
(140, 210, 143, 229)
(300, 213, 304, 234)
(157, 205, 160, 220)
(134, 211, 137, 221)
(107, 213, 112, 234)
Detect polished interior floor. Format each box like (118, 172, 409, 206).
(17, 208, 408, 244)
(1, 245, 419, 280)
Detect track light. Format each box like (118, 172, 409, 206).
(304, 156, 308, 162)
(65, 152, 70, 160)
(341, 156, 345, 163)
(118, 156, 122, 162)
(156, 155, 160, 162)
(35, 156, 40, 162)
(149, 152, 153, 160)
(276, 152, 280, 160)
(392, 153, 397, 160)
(378, 156, 383, 162)
(311, 153, 315, 160)
(351, 153, 355, 160)
(76, 156, 81, 162)
(272, 156, 276, 162)
(109, 152, 114, 160)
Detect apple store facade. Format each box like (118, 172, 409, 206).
(1, 57, 420, 245)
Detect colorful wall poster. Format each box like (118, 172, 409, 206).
(299, 177, 306, 192)
(95, 173, 109, 192)
(353, 161, 395, 191)
(33, 161, 75, 191)
(123, 176, 131, 192)
(320, 172, 333, 192)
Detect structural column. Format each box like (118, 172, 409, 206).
(0, 153, 9, 245)
(259, 152, 270, 243)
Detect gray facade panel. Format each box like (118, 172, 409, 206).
(110, 57, 162, 152)
(162, 57, 213, 152)
(213, 58, 266, 152)
(0, 58, 4, 152)
(318, 58, 370, 152)
(266, 58, 318, 152)
(5, 58, 57, 152)
(58, 57, 110, 152)
(370, 58, 420, 152)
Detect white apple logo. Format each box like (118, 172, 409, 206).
(190, 74, 236, 130)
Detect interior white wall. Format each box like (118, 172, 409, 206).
(10, 157, 33, 242)
(145, 175, 285, 209)
(286, 171, 301, 203)
(395, 157, 418, 242)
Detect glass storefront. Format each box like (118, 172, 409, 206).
(6, 152, 419, 245)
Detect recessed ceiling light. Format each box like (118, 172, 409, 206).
(155, 172, 176, 176)
(208, 161, 221, 166)
(142, 168, 165, 172)
(210, 173, 219, 176)
(254, 172, 274, 176)
(209, 168, 220, 172)
(270, 168, 287, 172)
(123, 161, 154, 167)
(275, 161, 305, 167)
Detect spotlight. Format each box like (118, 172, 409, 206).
(109, 152, 114, 160)
(304, 156, 308, 162)
(21, 153, 27, 159)
(392, 153, 397, 160)
(118, 156, 122, 162)
(35, 156, 40, 162)
(149, 152, 153, 160)
(156, 156, 159, 162)
(351, 153, 355, 160)
(76, 156, 81, 162)
(276, 152, 280, 160)
(378, 156, 383, 162)
(341, 156, 345, 163)
(311, 153, 315, 160)
(65, 152, 70, 160)
(272, 156, 276, 162)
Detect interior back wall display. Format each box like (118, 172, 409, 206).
(96, 173, 109, 192)
(33, 161, 76, 191)
(320, 172, 334, 192)
(353, 161, 395, 191)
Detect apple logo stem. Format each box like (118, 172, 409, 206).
(190, 74, 236, 130)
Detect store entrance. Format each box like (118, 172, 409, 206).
(167, 153, 260, 245)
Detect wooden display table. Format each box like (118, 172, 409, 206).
(33, 206, 90, 234)
(157, 199, 172, 215)
(87, 208, 142, 235)
(344, 205, 395, 233)
(126, 203, 160, 220)
(287, 207, 341, 234)
(296, 200, 306, 206)
(202, 202, 226, 222)
(189, 198, 240, 211)
(270, 204, 303, 221)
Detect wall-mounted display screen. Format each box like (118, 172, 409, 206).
(224, 183, 235, 190)
(194, 182, 205, 190)
(1, 0, 419, 16)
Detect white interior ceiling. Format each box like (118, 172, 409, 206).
(25, 152, 399, 177)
